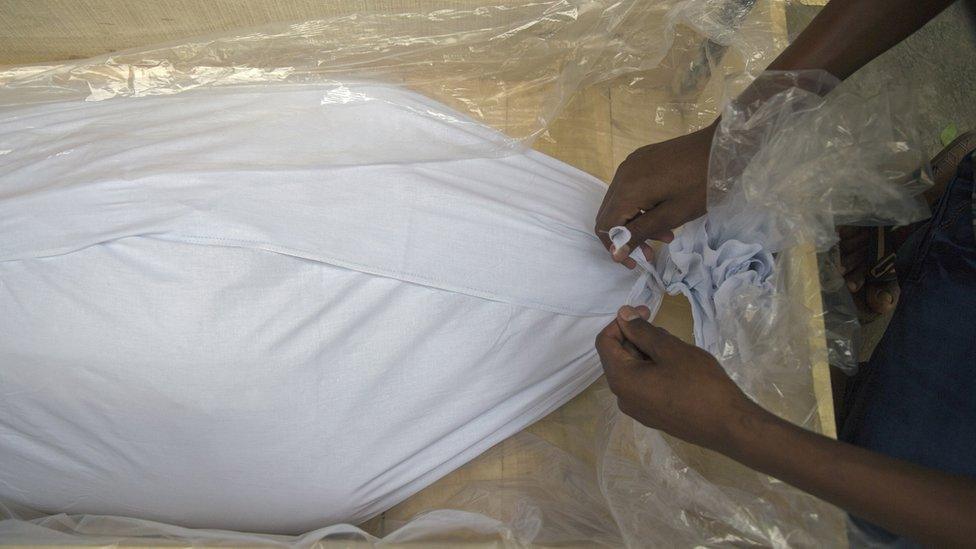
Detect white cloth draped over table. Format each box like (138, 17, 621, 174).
(0, 83, 771, 534)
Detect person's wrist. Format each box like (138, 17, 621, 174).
(716, 397, 777, 461)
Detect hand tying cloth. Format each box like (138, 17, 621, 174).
(609, 217, 774, 356)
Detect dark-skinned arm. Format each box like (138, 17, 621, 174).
(596, 306, 976, 547)
(595, 0, 956, 262)
(766, 0, 955, 78)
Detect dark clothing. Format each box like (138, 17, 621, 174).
(841, 152, 976, 546)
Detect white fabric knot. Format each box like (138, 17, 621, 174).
(609, 217, 774, 355)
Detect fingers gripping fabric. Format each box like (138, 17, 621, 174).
(609, 219, 774, 355)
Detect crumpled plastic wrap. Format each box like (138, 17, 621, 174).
(707, 70, 931, 374)
(0, 0, 931, 546)
(0, 0, 785, 162)
(708, 71, 931, 253)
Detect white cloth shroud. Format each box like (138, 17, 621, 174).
(0, 83, 771, 534)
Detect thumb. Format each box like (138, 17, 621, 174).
(615, 307, 678, 362)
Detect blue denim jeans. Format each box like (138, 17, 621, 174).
(840, 152, 976, 546)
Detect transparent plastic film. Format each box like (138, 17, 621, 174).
(706, 70, 931, 374)
(0, 0, 787, 166)
(708, 70, 932, 253)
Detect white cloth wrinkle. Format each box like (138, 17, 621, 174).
(609, 217, 774, 355)
(0, 84, 637, 317)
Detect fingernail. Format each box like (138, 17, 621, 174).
(879, 290, 894, 305)
(618, 306, 640, 321)
(612, 244, 631, 261)
(847, 280, 858, 292)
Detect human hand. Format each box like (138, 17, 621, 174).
(595, 305, 762, 453)
(837, 226, 900, 316)
(594, 124, 716, 268)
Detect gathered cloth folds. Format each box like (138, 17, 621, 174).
(609, 219, 774, 355)
(0, 83, 770, 534)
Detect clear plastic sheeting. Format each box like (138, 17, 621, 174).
(0, 0, 785, 162)
(708, 71, 932, 254)
(706, 70, 931, 374)
(0, 1, 930, 547)
(818, 247, 865, 372)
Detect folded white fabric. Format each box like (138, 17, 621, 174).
(0, 84, 644, 533)
(609, 217, 774, 355)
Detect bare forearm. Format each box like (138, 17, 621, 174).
(690, 0, 956, 163)
(724, 405, 976, 547)
(767, 0, 954, 79)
